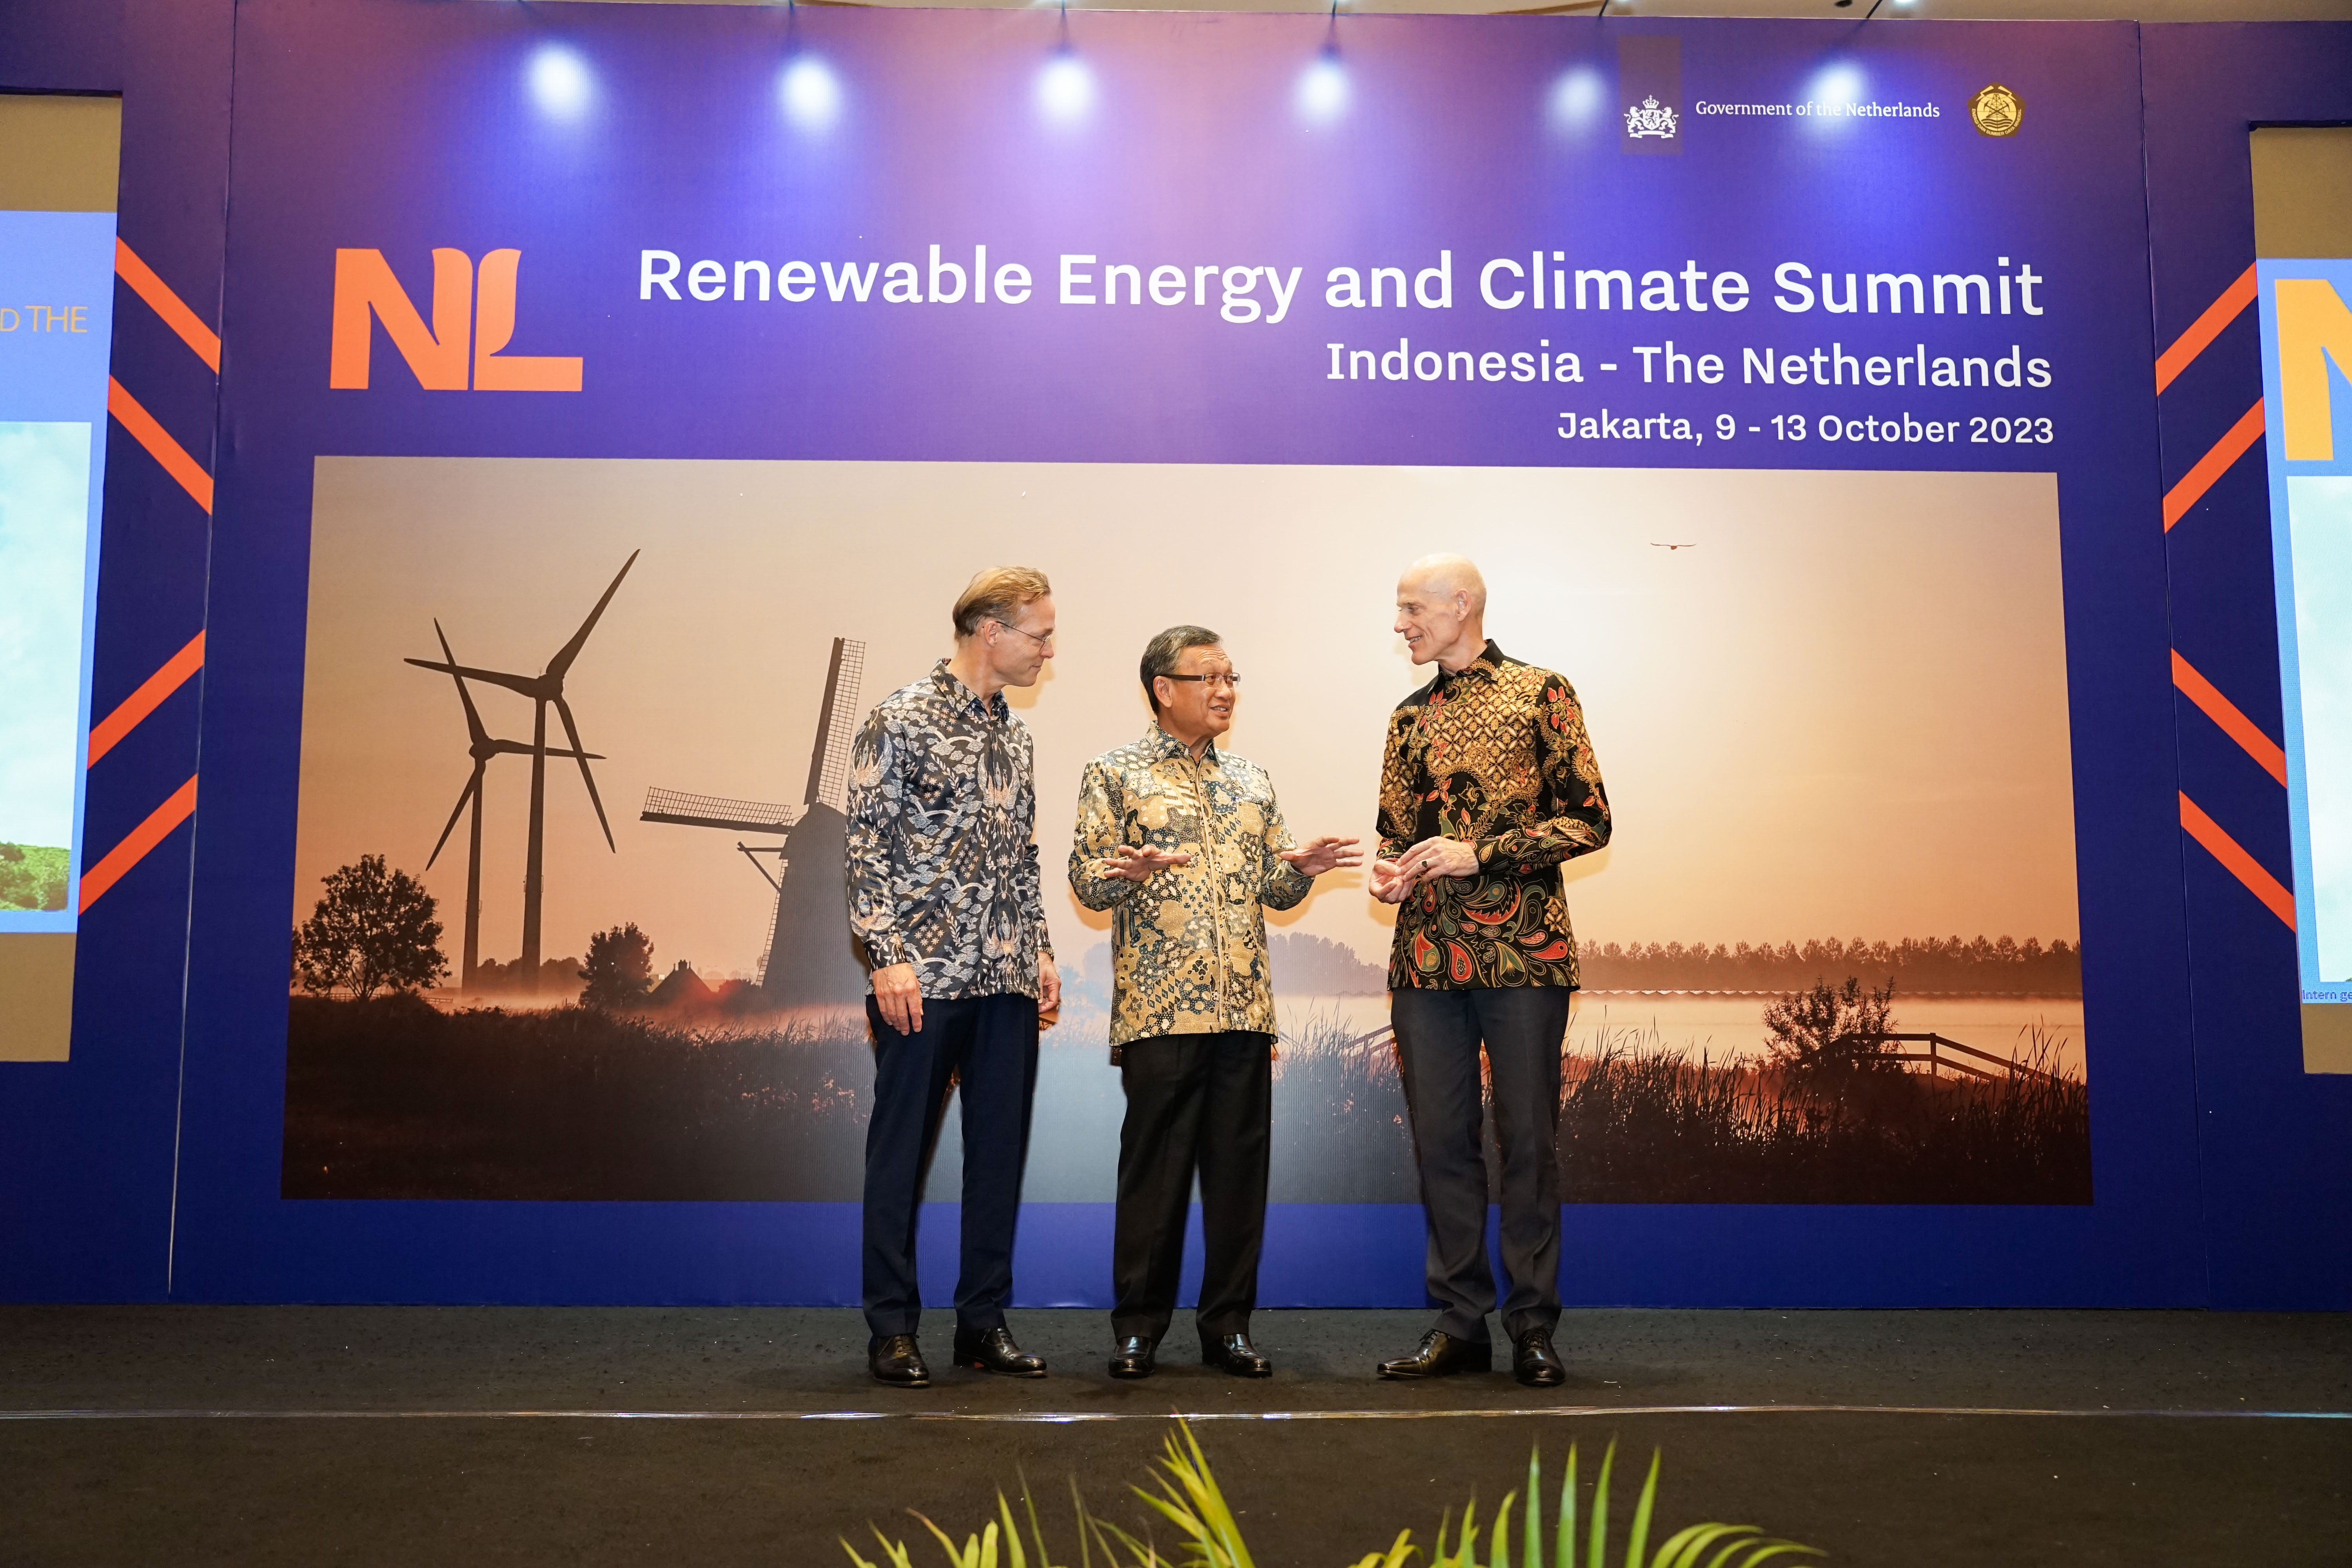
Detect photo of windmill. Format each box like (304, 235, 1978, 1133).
(415, 621, 602, 993)
(639, 636, 869, 1013)
(284, 454, 2091, 1206)
(401, 550, 637, 995)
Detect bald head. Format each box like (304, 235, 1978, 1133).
(1402, 554, 1488, 616)
(1394, 554, 1489, 672)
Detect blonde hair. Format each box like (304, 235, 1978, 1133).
(952, 566, 1053, 637)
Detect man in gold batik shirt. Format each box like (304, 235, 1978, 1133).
(1070, 625, 1359, 1382)
(1368, 554, 1611, 1390)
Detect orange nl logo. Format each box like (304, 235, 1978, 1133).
(2276, 277, 2352, 461)
(328, 248, 582, 390)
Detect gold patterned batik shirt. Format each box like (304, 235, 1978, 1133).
(1377, 640, 1611, 990)
(1069, 726, 1315, 1051)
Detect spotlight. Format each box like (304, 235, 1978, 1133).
(1809, 62, 1867, 108)
(1296, 56, 1347, 125)
(526, 44, 593, 120)
(1548, 65, 1605, 131)
(1037, 54, 1094, 123)
(780, 55, 842, 130)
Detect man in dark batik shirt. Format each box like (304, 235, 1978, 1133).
(846, 566, 1062, 1390)
(1367, 554, 1610, 1388)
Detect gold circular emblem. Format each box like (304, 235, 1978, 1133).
(1970, 83, 2023, 138)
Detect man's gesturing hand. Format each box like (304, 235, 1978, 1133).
(1101, 844, 1193, 883)
(872, 962, 924, 1036)
(1279, 835, 1364, 878)
(1368, 858, 1412, 904)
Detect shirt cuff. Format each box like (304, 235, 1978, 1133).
(862, 932, 909, 969)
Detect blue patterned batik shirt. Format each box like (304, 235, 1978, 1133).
(845, 661, 1052, 1002)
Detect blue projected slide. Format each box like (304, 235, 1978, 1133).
(0, 211, 117, 931)
(2258, 259, 2352, 1068)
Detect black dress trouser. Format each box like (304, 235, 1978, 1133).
(1111, 1029, 1273, 1345)
(861, 992, 1040, 1339)
(1390, 985, 1573, 1344)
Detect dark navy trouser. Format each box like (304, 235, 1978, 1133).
(1391, 985, 1573, 1345)
(861, 991, 1039, 1339)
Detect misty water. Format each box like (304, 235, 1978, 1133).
(922, 990, 2086, 1204)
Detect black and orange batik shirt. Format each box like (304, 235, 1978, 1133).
(1376, 641, 1611, 990)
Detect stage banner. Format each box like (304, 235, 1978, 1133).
(164, 0, 2199, 1306)
(0, 205, 116, 1060)
(2258, 258, 2352, 1070)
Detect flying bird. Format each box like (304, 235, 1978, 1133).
(1651, 542, 1698, 551)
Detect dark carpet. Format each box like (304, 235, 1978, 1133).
(2, 1307, 2346, 1565)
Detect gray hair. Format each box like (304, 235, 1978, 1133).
(1140, 624, 1221, 713)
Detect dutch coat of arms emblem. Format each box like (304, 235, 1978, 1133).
(1625, 94, 1679, 140)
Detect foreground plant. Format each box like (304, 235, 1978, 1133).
(1351, 1440, 1819, 1568)
(842, 1422, 1819, 1568)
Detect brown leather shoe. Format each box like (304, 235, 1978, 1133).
(1377, 1330, 1489, 1380)
(953, 1324, 1048, 1378)
(868, 1333, 931, 1388)
(1512, 1328, 1566, 1388)
(1109, 1335, 1157, 1379)
(1200, 1332, 1272, 1379)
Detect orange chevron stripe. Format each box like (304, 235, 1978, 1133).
(87, 631, 206, 767)
(2154, 263, 2257, 396)
(114, 238, 220, 372)
(2171, 649, 2288, 786)
(107, 376, 212, 514)
(2162, 398, 2263, 530)
(79, 775, 198, 913)
(2180, 791, 2295, 929)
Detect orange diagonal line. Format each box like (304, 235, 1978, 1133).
(107, 376, 213, 514)
(114, 237, 221, 372)
(87, 630, 206, 767)
(2154, 263, 2257, 396)
(2171, 649, 2288, 786)
(79, 774, 198, 913)
(2179, 791, 2295, 930)
(2162, 398, 2263, 530)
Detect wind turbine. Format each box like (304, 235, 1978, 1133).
(419, 620, 600, 993)
(405, 549, 637, 994)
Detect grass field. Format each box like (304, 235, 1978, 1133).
(0, 842, 69, 912)
(284, 992, 2087, 1205)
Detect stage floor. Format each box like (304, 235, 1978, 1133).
(4, 1307, 2347, 1564)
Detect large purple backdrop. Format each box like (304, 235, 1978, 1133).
(4, 0, 2348, 1309)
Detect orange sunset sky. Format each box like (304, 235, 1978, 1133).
(293, 457, 2079, 983)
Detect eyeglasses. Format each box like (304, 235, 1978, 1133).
(991, 620, 1055, 648)
(1161, 671, 1242, 690)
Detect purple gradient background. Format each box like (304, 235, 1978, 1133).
(158, 2, 2203, 1308)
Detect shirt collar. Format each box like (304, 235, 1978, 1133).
(1439, 640, 1506, 688)
(1143, 722, 1220, 766)
(931, 659, 1007, 720)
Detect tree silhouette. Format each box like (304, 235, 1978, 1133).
(1763, 976, 1897, 1078)
(580, 923, 655, 1011)
(293, 855, 447, 1000)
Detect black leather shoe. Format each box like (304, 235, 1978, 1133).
(1200, 1332, 1273, 1378)
(1109, 1335, 1158, 1380)
(868, 1333, 930, 1388)
(953, 1324, 1048, 1378)
(1377, 1330, 1489, 1380)
(1512, 1328, 1566, 1388)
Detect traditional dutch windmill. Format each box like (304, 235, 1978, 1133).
(639, 637, 869, 1010)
